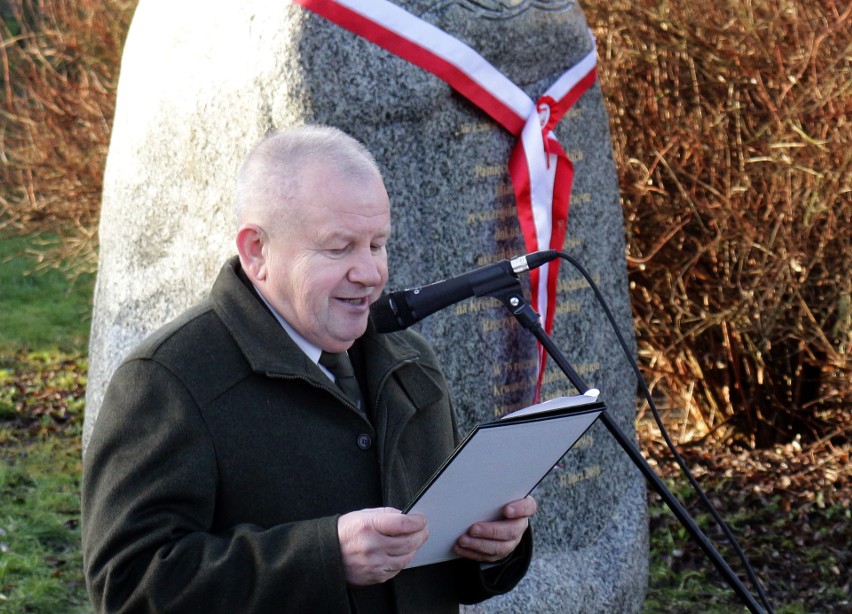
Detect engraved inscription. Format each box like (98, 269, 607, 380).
(489, 360, 602, 418)
(564, 107, 582, 121)
(475, 248, 530, 265)
(467, 203, 516, 225)
(492, 379, 532, 397)
(427, 0, 575, 19)
(563, 237, 582, 251)
(492, 357, 539, 375)
(494, 402, 523, 418)
(554, 300, 581, 315)
(571, 191, 591, 207)
(543, 362, 601, 382)
(494, 227, 521, 241)
(558, 272, 601, 293)
(458, 121, 496, 135)
(559, 463, 601, 488)
(482, 316, 516, 332)
(454, 297, 501, 315)
(474, 163, 505, 178)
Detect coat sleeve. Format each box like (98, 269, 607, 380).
(459, 526, 533, 603)
(81, 359, 351, 614)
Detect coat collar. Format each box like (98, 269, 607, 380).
(209, 257, 421, 386)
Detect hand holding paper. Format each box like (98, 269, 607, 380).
(454, 496, 538, 563)
(338, 507, 429, 586)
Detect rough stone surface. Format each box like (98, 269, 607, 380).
(85, 1, 647, 610)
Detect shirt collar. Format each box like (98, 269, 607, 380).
(253, 285, 334, 381)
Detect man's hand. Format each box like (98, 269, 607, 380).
(338, 508, 428, 586)
(453, 496, 537, 563)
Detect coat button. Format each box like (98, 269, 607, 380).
(357, 433, 372, 450)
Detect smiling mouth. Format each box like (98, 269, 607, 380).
(338, 297, 369, 306)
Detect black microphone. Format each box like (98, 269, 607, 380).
(370, 250, 560, 333)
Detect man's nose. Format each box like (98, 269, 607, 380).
(348, 249, 384, 286)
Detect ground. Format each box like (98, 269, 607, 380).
(0, 350, 848, 612)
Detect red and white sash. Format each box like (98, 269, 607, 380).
(293, 0, 598, 395)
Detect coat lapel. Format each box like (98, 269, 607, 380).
(210, 257, 327, 383)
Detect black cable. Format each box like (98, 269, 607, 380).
(555, 251, 774, 614)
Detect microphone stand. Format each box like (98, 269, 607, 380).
(487, 279, 766, 614)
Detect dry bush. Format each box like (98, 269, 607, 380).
(586, 0, 851, 447)
(0, 0, 133, 270)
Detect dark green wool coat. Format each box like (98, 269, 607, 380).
(82, 257, 531, 613)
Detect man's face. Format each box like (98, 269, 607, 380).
(261, 165, 391, 352)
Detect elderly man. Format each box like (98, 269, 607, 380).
(82, 125, 535, 613)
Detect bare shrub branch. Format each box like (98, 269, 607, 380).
(587, 0, 851, 446)
(0, 0, 133, 271)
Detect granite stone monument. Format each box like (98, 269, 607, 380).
(85, 0, 648, 610)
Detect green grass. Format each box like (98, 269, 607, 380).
(0, 430, 90, 613)
(0, 233, 93, 612)
(0, 233, 95, 353)
(642, 484, 851, 613)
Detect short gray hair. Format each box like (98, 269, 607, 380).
(234, 125, 381, 229)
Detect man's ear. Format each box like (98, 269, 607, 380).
(236, 224, 269, 283)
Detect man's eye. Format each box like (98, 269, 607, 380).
(371, 243, 386, 253)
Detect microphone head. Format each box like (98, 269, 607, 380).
(369, 294, 404, 333)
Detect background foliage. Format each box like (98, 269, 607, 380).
(0, 0, 849, 611)
(586, 0, 850, 448)
(0, 0, 133, 270)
